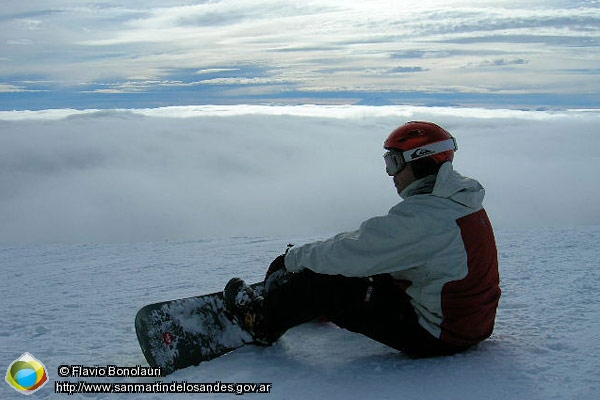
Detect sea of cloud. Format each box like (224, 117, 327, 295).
(0, 105, 598, 244)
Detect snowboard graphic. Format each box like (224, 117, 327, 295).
(135, 282, 263, 375)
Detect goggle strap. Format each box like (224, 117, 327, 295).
(402, 138, 457, 162)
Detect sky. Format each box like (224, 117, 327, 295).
(1, 105, 598, 244)
(1, 0, 599, 110)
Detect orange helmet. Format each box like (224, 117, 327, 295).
(383, 121, 457, 176)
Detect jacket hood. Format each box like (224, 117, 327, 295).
(401, 162, 485, 210)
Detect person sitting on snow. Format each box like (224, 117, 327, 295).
(224, 121, 501, 358)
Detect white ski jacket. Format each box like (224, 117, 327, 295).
(284, 162, 501, 346)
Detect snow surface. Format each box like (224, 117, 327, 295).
(2, 227, 599, 399)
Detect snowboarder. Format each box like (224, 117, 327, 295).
(224, 121, 501, 358)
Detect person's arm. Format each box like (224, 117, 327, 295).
(284, 202, 439, 277)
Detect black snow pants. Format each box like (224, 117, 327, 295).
(262, 270, 471, 358)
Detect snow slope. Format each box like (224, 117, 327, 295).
(2, 226, 599, 399)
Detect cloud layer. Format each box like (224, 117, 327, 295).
(1, 1, 599, 108)
(1, 105, 598, 244)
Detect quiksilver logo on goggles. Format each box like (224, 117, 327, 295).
(410, 148, 435, 160)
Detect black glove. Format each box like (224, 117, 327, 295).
(265, 244, 294, 280)
(265, 254, 286, 280)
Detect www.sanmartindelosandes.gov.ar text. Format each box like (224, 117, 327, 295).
(55, 380, 273, 395)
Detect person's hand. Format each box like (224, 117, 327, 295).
(265, 254, 286, 280)
(265, 244, 294, 282)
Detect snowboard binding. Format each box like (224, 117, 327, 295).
(224, 278, 272, 345)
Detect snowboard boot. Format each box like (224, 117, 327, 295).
(223, 278, 271, 345)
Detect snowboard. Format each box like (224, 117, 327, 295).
(135, 282, 263, 375)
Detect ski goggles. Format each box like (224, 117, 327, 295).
(384, 138, 457, 176)
(383, 150, 406, 176)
